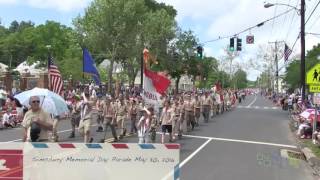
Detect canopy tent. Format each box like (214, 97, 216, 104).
(0, 63, 8, 72)
(13, 61, 42, 75)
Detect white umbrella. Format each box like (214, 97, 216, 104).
(0, 90, 7, 100)
(14, 88, 69, 116)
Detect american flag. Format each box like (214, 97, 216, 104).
(48, 56, 63, 95)
(284, 43, 293, 61)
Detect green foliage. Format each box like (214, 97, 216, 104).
(233, 69, 248, 89)
(284, 43, 320, 90)
(0, 20, 83, 79)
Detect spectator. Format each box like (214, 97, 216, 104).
(2, 110, 14, 128)
(22, 96, 53, 142)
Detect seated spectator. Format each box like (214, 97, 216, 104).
(2, 110, 14, 128)
(297, 119, 312, 138)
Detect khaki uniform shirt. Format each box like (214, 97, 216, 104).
(184, 100, 194, 112)
(104, 104, 115, 118)
(115, 102, 127, 116)
(160, 107, 174, 125)
(202, 96, 212, 106)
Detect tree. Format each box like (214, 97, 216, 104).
(163, 29, 198, 93)
(0, 20, 83, 80)
(233, 68, 248, 89)
(74, 0, 176, 93)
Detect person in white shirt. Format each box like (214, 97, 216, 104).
(2, 110, 14, 128)
(137, 107, 154, 144)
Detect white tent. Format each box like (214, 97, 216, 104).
(0, 63, 8, 72)
(99, 59, 123, 73)
(14, 61, 41, 75)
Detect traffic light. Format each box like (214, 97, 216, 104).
(196, 46, 203, 59)
(229, 38, 235, 51)
(237, 38, 242, 51)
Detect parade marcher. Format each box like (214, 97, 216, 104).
(129, 99, 138, 135)
(215, 92, 221, 115)
(100, 97, 118, 143)
(22, 96, 53, 142)
(158, 96, 165, 118)
(160, 100, 174, 143)
(115, 95, 128, 139)
(95, 95, 105, 132)
(193, 95, 201, 126)
(179, 96, 186, 136)
(137, 106, 154, 144)
(172, 99, 181, 140)
(224, 91, 231, 111)
(201, 92, 212, 123)
(78, 92, 94, 143)
(69, 96, 81, 138)
(184, 95, 195, 131)
(150, 110, 158, 143)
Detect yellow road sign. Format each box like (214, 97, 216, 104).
(307, 63, 320, 85)
(310, 85, 320, 93)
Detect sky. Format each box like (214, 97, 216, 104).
(0, 0, 319, 81)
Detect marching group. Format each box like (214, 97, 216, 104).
(1, 86, 248, 144)
(63, 87, 246, 144)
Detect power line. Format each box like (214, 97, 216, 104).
(201, 8, 295, 44)
(269, 0, 279, 39)
(308, 11, 320, 29)
(305, 0, 320, 24)
(285, 1, 320, 60)
(285, 0, 300, 41)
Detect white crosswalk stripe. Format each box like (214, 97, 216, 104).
(237, 106, 279, 110)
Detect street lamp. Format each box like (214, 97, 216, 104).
(264, 1, 306, 101)
(264, 3, 299, 11)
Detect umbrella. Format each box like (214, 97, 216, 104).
(299, 109, 320, 122)
(14, 87, 69, 116)
(0, 90, 7, 100)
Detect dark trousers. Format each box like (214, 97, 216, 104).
(103, 117, 117, 139)
(202, 105, 210, 122)
(130, 115, 138, 133)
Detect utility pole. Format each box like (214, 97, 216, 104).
(269, 40, 285, 94)
(300, 0, 306, 101)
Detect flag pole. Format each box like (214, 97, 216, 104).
(140, 51, 143, 90)
(46, 45, 51, 90)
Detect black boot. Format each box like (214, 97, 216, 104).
(191, 121, 195, 130)
(69, 132, 75, 138)
(96, 126, 103, 132)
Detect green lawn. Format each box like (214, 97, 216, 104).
(302, 139, 320, 158)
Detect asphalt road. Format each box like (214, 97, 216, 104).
(0, 95, 316, 180)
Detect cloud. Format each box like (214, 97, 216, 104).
(125, 0, 320, 80)
(0, 0, 18, 4)
(0, 0, 91, 12)
(26, 0, 91, 12)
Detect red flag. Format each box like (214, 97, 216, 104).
(144, 67, 170, 94)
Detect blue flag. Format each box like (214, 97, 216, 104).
(83, 48, 101, 85)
